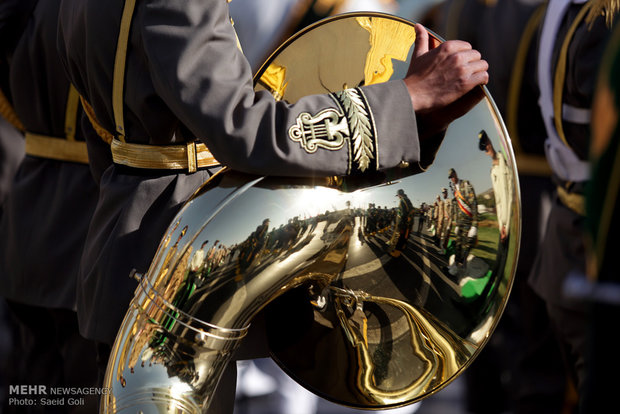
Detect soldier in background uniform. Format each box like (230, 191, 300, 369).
(55, 0, 488, 411)
(0, 0, 99, 412)
(528, 0, 619, 411)
(0, 3, 26, 212)
(447, 168, 478, 275)
(584, 21, 620, 413)
(0, 44, 24, 414)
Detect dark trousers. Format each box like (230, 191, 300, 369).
(2, 301, 99, 413)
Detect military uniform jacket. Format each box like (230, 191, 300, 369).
(453, 179, 478, 227)
(440, 197, 451, 221)
(57, 0, 425, 344)
(0, 0, 99, 309)
(491, 152, 514, 234)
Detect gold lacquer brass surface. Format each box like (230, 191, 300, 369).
(254, 13, 520, 409)
(101, 13, 520, 413)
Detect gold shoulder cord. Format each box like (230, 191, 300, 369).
(554, 0, 618, 149)
(591, 19, 620, 279)
(506, 3, 546, 151)
(80, 95, 115, 144)
(1, 77, 89, 164)
(0, 88, 25, 131)
(24, 84, 89, 164)
(506, 3, 552, 176)
(106, 0, 219, 172)
(113, 0, 137, 142)
(553, 2, 596, 148)
(64, 84, 80, 140)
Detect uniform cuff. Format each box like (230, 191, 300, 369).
(360, 80, 420, 170)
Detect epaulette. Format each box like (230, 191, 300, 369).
(585, 0, 619, 28)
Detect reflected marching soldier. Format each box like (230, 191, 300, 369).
(428, 198, 438, 237)
(433, 194, 442, 243)
(447, 168, 478, 275)
(389, 189, 414, 257)
(237, 219, 271, 276)
(415, 202, 426, 235)
(479, 130, 513, 247)
(439, 187, 452, 254)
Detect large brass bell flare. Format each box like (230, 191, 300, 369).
(100, 12, 520, 413)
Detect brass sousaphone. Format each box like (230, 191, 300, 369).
(101, 13, 520, 413)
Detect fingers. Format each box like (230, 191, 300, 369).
(437, 40, 475, 57)
(468, 61, 489, 86)
(443, 48, 489, 89)
(404, 30, 489, 114)
(455, 51, 489, 87)
(416, 87, 487, 139)
(408, 24, 430, 76)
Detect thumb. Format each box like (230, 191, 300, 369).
(413, 24, 429, 59)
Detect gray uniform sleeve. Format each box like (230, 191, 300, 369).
(139, 0, 420, 177)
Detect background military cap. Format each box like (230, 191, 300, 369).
(478, 129, 491, 151)
(448, 168, 457, 178)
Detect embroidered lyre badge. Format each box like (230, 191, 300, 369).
(288, 108, 350, 153)
(288, 88, 378, 174)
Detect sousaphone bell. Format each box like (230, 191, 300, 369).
(101, 12, 520, 413)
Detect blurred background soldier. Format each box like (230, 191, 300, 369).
(583, 21, 620, 413)
(447, 167, 478, 275)
(528, 0, 619, 411)
(0, 0, 100, 412)
(0, 39, 25, 413)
